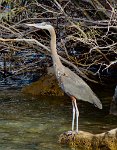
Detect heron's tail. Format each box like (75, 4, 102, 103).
(93, 96, 102, 109)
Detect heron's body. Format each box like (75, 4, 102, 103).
(56, 65, 102, 107)
(26, 22, 102, 133)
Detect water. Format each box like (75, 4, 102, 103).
(0, 89, 116, 150)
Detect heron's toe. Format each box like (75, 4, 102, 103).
(64, 130, 78, 136)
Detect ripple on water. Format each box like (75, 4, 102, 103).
(0, 90, 116, 150)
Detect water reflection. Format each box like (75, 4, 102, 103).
(0, 90, 116, 150)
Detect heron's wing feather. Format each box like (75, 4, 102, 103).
(60, 66, 102, 109)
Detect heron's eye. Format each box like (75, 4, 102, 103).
(63, 73, 68, 77)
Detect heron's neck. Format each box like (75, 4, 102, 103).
(50, 28, 62, 66)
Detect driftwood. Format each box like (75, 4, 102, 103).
(59, 128, 117, 150)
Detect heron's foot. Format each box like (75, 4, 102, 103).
(76, 130, 78, 134)
(67, 131, 73, 135)
(65, 130, 78, 136)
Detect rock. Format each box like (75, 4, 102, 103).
(59, 129, 117, 150)
(22, 67, 64, 96)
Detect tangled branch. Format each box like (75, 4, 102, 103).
(0, 0, 117, 85)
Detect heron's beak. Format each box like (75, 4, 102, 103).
(25, 22, 47, 28)
(25, 23, 35, 27)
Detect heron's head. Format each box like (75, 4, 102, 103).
(26, 22, 53, 31)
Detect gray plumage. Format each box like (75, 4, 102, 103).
(55, 65, 102, 109)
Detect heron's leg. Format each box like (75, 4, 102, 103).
(74, 98, 79, 133)
(72, 100, 75, 131)
(72, 97, 79, 132)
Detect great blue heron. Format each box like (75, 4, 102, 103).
(26, 22, 102, 133)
